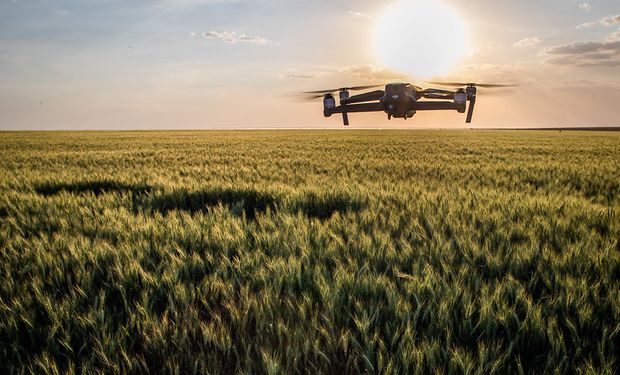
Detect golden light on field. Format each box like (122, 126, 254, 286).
(374, 0, 470, 79)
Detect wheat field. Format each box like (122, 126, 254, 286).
(0, 130, 619, 374)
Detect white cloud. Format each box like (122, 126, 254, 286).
(157, 0, 241, 7)
(577, 21, 597, 29)
(577, 14, 620, 28)
(578, 3, 591, 13)
(600, 15, 620, 26)
(201, 30, 278, 45)
(279, 70, 322, 79)
(153, 0, 244, 13)
(348, 11, 371, 19)
(514, 37, 544, 48)
(203, 31, 237, 43)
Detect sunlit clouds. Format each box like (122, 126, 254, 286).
(514, 37, 544, 48)
(578, 14, 620, 28)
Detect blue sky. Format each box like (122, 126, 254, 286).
(1, 0, 619, 129)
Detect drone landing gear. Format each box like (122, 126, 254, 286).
(465, 86, 477, 124)
(342, 112, 349, 126)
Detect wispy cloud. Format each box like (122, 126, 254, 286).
(280, 64, 407, 81)
(340, 65, 408, 80)
(608, 28, 620, 42)
(156, 0, 242, 8)
(514, 37, 544, 48)
(348, 11, 371, 19)
(200, 30, 278, 45)
(546, 40, 620, 67)
(577, 21, 596, 29)
(578, 3, 592, 13)
(578, 14, 620, 28)
(547, 40, 620, 54)
(600, 15, 620, 26)
(279, 70, 322, 79)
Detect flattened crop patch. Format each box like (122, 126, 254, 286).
(289, 191, 366, 220)
(148, 188, 280, 220)
(146, 188, 366, 221)
(35, 180, 153, 197)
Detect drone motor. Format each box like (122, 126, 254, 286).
(323, 94, 336, 111)
(454, 89, 467, 104)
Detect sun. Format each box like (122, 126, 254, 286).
(374, 0, 470, 80)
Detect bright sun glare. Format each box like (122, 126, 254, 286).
(374, 0, 470, 80)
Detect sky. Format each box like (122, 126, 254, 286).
(0, 0, 619, 130)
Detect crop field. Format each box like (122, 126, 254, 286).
(0, 130, 619, 374)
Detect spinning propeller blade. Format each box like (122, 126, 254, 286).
(428, 81, 518, 88)
(301, 85, 384, 101)
(303, 85, 383, 95)
(302, 94, 329, 101)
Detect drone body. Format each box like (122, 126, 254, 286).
(305, 82, 515, 126)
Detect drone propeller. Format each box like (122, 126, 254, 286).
(303, 94, 332, 100)
(426, 82, 518, 123)
(303, 85, 383, 94)
(427, 81, 518, 88)
(302, 85, 383, 100)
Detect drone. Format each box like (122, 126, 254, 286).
(303, 82, 517, 126)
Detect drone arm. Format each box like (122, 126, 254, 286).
(326, 102, 385, 114)
(414, 101, 465, 111)
(419, 89, 455, 100)
(421, 94, 454, 100)
(325, 102, 384, 126)
(343, 90, 385, 104)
